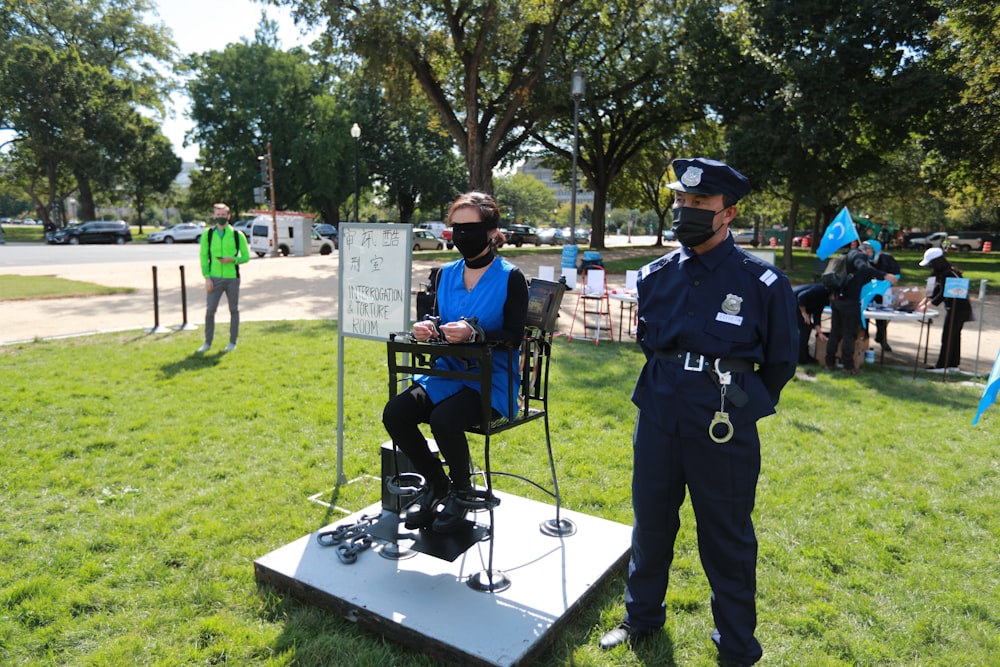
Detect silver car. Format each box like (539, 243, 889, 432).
(147, 222, 204, 244)
(412, 229, 444, 251)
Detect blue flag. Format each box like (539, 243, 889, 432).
(972, 349, 1000, 425)
(816, 207, 860, 260)
(859, 279, 893, 327)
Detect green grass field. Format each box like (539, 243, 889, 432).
(1, 321, 997, 666)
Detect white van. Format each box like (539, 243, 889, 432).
(416, 221, 447, 239)
(249, 211, 320, 257)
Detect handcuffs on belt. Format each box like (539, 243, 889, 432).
(709, 358, 734, 444)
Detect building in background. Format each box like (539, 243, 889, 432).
(518, 158, 594, 208)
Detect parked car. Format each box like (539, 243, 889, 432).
(313, 223, 339, 248)
(412, 229, 444, 251)
(792, 233, 812, 247)
(415, 221, 447, 239)
(907, 231, 949, 250)
(0, 223, 5, 245)
(947, 231, 986, 252)
(52, 220, 132, 245)
(146, 222, 203, 244)
(231, 219, 254, 238)
(662, 228, 676, 242)
(536, 228, 567, 245)
(311, 229, 336, 255)
(500, 224, 539, 247)
(731, 229, 756, 244)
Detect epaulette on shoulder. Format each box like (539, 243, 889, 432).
(736, 247, 782, 287)
(639, 249, 681, 280)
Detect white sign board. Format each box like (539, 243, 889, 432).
(337, 223, 412, 340)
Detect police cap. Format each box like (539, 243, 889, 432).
(668, 157, 751, 202)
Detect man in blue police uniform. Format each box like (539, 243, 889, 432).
(600, 158, 798, 667)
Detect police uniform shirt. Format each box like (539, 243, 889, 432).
(632, 233, 798, 437)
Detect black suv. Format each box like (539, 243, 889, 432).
(54, 220, 132, 245)
(505, 224, 539, 247)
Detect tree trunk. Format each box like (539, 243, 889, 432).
(77, 176, 96, 222)
(784, 194, 800, 272)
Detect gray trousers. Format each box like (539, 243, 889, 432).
(205, 277, 240, 346)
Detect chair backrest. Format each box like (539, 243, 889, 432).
(525, 278, 567, 332)
(625, 269, 638, 291)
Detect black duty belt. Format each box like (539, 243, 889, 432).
(653, 349, 752, 407)
(654, 350, 754, 374)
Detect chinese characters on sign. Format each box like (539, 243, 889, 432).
(338, 223, 413, 340)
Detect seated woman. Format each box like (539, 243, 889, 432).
(382, 192, 529, 534)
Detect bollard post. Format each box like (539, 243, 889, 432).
(175, 265, 199, 331)
(148, 266, 170, 333)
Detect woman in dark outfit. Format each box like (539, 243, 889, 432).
(917, 247, 973, 369)
(382, 192, 528, 534)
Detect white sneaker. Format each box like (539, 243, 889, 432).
(196, 344, 211, 353)
(223, 343, 236, 352)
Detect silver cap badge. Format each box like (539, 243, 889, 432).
(681, 167, 703, 187)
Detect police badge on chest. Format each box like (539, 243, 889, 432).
(716, 293, 744, 325)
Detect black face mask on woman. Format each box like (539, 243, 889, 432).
(672, 206, 723, 248)
(453, 222, 493, 260)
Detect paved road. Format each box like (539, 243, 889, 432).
(0, 237, 653, 344)
(2, 239, 997, 378)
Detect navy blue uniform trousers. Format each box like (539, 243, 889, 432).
(626, 410, 763, 664)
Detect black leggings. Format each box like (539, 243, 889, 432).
(382, 384, 492, 493)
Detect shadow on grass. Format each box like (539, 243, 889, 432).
(158, 349, 226, 378)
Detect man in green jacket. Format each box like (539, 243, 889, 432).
(197, 203, 249, 353)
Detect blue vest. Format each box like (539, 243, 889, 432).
(416, 257, 520, 418)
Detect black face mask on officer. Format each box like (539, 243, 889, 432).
(672, 206, 724, 248)
(453, 221, 493, 259)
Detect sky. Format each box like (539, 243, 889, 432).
(150, 0, 321, 163)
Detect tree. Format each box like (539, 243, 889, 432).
(925, 2, 1000, 226)
(527, 0, 704, 249)
(1, 0, 175, 223)
(696, 0, 954, 269)
(348, 78, 467, 223)
(494, 172, 557, 225)
(274, 0, 577, 193)
(120, 117, 182, 233)
(184, 23, 353, 218)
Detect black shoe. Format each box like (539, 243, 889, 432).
(599, 622, 654, 650)
(403, 486, 447, 529)
(880, 341, 892, 352)
(431, 491, 471, 533)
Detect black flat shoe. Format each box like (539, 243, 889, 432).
(599, 622, 654, 650)
(431, 492, 471, 533)
(403, 487, 447, 529)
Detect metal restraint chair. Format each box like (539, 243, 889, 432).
(569, 266, 614, 344)
(384, 277, 574, 593)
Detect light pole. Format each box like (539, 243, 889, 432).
(351, 123, 361, 222)
(570, 68, 585, 244)
(265, 142, 278, 257)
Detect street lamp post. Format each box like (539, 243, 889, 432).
(570, 68, 585, 244)
(351, 123, 361, 222)
(266, 142, 278, 257)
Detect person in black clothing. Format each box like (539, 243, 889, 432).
(824, 247, 898, 375)
(917, 247, 973, 369)
(792, 283, 831, 364)
(862, 240, 901, 351)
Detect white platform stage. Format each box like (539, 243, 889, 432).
(254, 491, 632, 667)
